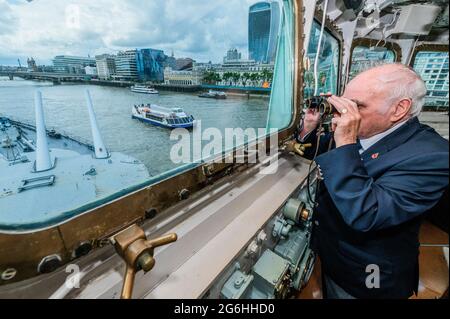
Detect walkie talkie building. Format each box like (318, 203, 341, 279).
(248, 1, 280, 63)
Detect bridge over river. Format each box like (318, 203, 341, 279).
(0, 71, 91, 84)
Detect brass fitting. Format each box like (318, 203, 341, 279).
(112, 224, 177, 299)
(300, 208, 310, 221)
(283, 140, 312, 157)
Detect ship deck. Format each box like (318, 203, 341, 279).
(0, 120, 150, 233)
(0, 148, 150, 232)
(0, 119, 93, 159)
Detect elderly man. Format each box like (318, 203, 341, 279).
(298, 63, 449, 299)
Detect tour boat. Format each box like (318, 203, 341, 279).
(132, 104, 195, 129)
(198, 90, 227, 99)
(131, 85, 159, 94)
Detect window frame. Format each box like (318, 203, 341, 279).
(410, 44, 449, 111)
(349, 38, 402, 66)
(0, 0, 347, 285)
(409, 43, 449, 68)
(306, 16, 343, 97)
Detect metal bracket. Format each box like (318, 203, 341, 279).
(18, 175, 56, 192)
(112, 224, 177, 299)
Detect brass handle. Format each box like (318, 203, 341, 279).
(284, 141, 312, 156)
(113, 224, 177, 299)
(122, 265, 137, 300)
(146, 233, 178, 249)
(294, 143, 312, 156)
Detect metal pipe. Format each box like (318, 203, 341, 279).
(121, 265, 136, 299)
(34, 91, 53, 171)
(85, 90, 108, 159)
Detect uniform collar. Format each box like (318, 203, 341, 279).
(360, 117, 421, 161)
(359, 120, 409, 153)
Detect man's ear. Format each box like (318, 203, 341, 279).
(391, 99, 412, 122)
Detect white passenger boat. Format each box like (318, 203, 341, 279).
(198, 90, 227, 99)
(131, 85, 159, 94)
(132, 104, 195, 129)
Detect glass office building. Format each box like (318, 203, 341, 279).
(248, 1, 280, 63)
(115, 50, 138, 81)
(52, 55, 96, 74)
(136, 49, 166, 82)
(413, 51, 449, 109)
(95, 54, 116, 80)
(115, 49, 166, 82)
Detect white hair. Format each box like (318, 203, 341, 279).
(372, 63, 427, 118)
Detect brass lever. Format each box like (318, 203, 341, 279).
(283, 140, 312, 157)
(112, 224, 177, 299)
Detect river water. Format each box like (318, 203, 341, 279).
(0, 77, 269, 176)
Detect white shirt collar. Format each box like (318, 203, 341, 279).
(359, 120, 409, 153)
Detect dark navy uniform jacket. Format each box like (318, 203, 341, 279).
(300, 117, 449, 298)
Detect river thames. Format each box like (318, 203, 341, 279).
(0, 77, 269, 176)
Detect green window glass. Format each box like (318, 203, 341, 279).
(304, 20, 340, 98)
(413, 51, 449, 109)
(350, 46, 395, 80)
(266, 0, 295, 131)
(0, 0, 297, 225)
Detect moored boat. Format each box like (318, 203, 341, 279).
(131, 85, 159, 94)
(198, 90, 227, 99)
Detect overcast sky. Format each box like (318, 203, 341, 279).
(0, 0, 268, 66)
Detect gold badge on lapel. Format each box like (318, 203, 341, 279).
(371, 153, 380, 160)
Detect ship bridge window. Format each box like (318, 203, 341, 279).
(0, 0, 293, 233)
(413, 51, 449, 110)
(304, 20, 340, 99)
(266, 0, 295, 130)
(349, 46, 395, 80)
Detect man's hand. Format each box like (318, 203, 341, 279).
(327, 95, 361, 148)
(299, 108, 321, 140)
(299, 92, 333, 140)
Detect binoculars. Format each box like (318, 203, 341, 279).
(305, 96, 336, 115)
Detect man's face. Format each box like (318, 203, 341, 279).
(343, 74, 393, 139)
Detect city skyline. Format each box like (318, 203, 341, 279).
(0, 0, 275, 66)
